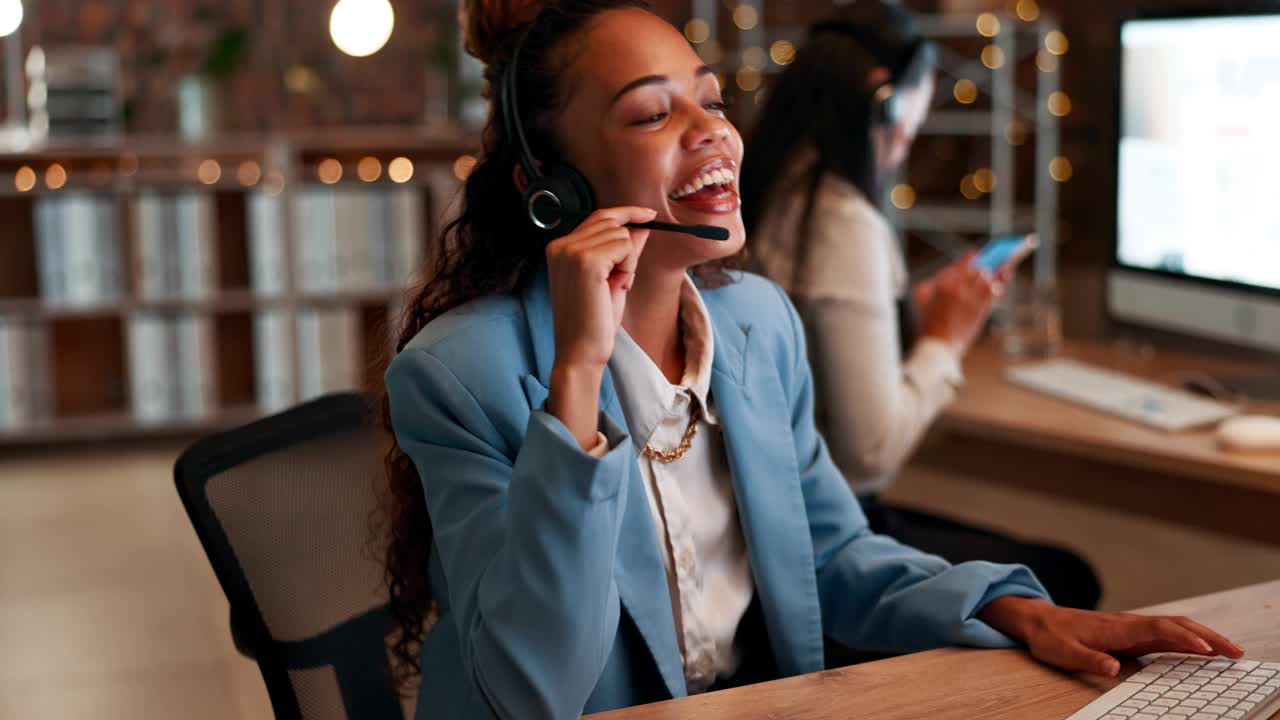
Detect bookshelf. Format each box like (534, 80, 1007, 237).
(0, 127, 478, 445)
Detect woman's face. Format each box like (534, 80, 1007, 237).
(552, 9, 746, 273)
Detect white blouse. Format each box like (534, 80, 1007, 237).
(753, 166, 963, 495)
(589, 276, 754, 694)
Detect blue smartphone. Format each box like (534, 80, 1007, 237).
(974, 234, 1036, 273)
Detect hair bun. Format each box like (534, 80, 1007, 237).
(462, 0, 551, 65)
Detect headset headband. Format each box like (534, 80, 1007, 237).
(808, 19, 926, 84)
(502, 23, 542, 180)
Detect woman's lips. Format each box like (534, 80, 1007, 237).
(671, 186, 740, 215)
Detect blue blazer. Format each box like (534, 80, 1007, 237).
(386, 269, 1047, 720)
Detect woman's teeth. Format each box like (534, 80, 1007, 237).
(670, 168, 736, 200)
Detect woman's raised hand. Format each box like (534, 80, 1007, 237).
(545, 206, 656, 448)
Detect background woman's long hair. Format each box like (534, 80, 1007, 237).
(739, 0, 936, 239)
(377, 0, 743, 691)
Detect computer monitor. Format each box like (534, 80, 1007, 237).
(1111, 8, 1280, 353)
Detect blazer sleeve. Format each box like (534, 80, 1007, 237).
(770, 282, 1050, 654)
(387, 347, 634, 720)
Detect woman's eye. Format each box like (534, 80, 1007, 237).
(633, 112, 668, 125)
(704, 101, 729, 115)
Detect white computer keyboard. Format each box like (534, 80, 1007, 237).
(1066, 654, 1280, 720)
(1006, 359, 1238, 431)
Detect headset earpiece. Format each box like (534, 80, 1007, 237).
(522, 161, 596, 238)
(872, 82, 903, 127)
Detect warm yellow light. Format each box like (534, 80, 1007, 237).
(329, 0, 395, 57)
(1016, 0, 1041, 22)
(741, 46, 767, 71)
(684, 18, 710, 44)
(14, 166, 36, 192)
(238, 160, 262, 187)
(1048, 90, 1072, 117)
(0, 0, 23, 38)
(1050, 156, 1074, 182)
(973, 168, 996, 193)
(976, 12, 1001, 38)
(453, 155, 477, 181)
(981, 44, 1006, 70)
(953, 79, 979, 105)
(890, 184, 917, 210)
(1037, 49, 1059, 73)
(317, 158, 343, 184)
(733, 5, 758, 31)
(770, 40, 796, 66)
(1045, 30, 1069, 56)
(46, 163, 67, 190)
(119, 153, 139, 177)
(1005, 120, 1028, 146)
(263, 171, 286, 196)
(960, 175, 981, 200)
(197, 159, 222, 185)
(357, 156, 382, 182)
(699, 39, 723, 65)
(388, 156, 414, 184)
(736, 67, 762, 93)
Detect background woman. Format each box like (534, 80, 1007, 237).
(742, 0, 1101, 611)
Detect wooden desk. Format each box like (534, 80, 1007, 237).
(587, 581, 1280, 720)
(912, 340, 1280, 545)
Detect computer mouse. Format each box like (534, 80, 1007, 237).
(1216, 415, 1280, 454)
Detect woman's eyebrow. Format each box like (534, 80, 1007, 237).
(610, 65, 716, 106)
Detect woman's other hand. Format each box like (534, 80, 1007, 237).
(980, 596, 1245, 678)
(545, 206, 656, 448)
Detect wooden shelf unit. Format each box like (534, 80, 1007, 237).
(0, 127, 479, 445)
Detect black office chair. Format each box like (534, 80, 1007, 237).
(175, 392, 404, 720)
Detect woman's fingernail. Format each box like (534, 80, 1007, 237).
(1104, 660, 1120, 676)
(1197, 640, 1213, 654)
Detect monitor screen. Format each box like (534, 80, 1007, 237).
(1117, 13, 1280, 295)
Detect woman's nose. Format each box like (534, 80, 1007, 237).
(683, 112, 732, 151)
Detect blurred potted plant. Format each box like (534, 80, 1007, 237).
(177, 6, 251, 139)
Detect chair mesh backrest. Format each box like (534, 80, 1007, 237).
(176, 393, 404, 720)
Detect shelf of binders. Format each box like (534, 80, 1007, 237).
(0, 128, 476, 445)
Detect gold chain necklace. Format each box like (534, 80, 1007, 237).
(642, 405, 702, 464)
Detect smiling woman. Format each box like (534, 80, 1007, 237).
(376, 2, 1242, 719)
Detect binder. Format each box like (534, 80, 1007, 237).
(175, 313, 217, 419)
(176, 192, 218, 297)
(248, 190, 287, 295)
(254, 309, 295, 413)
(127, 312, 175, 423)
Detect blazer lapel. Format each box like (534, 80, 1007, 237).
(703, 289, 825, 678)
(519, 270, 688, 699)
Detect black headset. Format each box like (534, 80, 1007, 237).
(809, 19, 928, 127)
(498, 23, 597, 240)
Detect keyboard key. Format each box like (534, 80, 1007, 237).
(1122, 699, 1150, 709)
(1133, 714, 1160, 720)
(1253, 668, 1276, 678)
(1134, 673, 1167, 685)
(1136, 692, 1161, 701)
(1203, 684, 1229, 693)
(1168, 671, 1193, 680)
(1112, 709, 1138, 717)
(1233, 661, 1260, 672)
(1206, 661, 1234, 671)
(1154, 698, 1180, 708)
(1220, 671, 1247, 680)
(1181, 660, 1209, 668)
(1225, 711, 1246, 719)
(1154, 678, 1180, 688)
(1190, 692, 1217, 701)
(1165, 691, 1190, 700)
(1205, 704, 1232, 714)
(1102, 715, 1129, 720)
(1245, 693, 1265, 703)
(1233, 683, 1259, 693)
(1222, 690, 1247, 700)
(1192, 671, 1220, 680)
(1189, 714, 1219, 720)
(1180, 699, 1207, 709)
(1235, 702, 1255, 711)
(1176, 684, 1202, 693)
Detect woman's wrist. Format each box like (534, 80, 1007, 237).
(548, 363, 606, 451)
(977, 595, 1054, 643)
